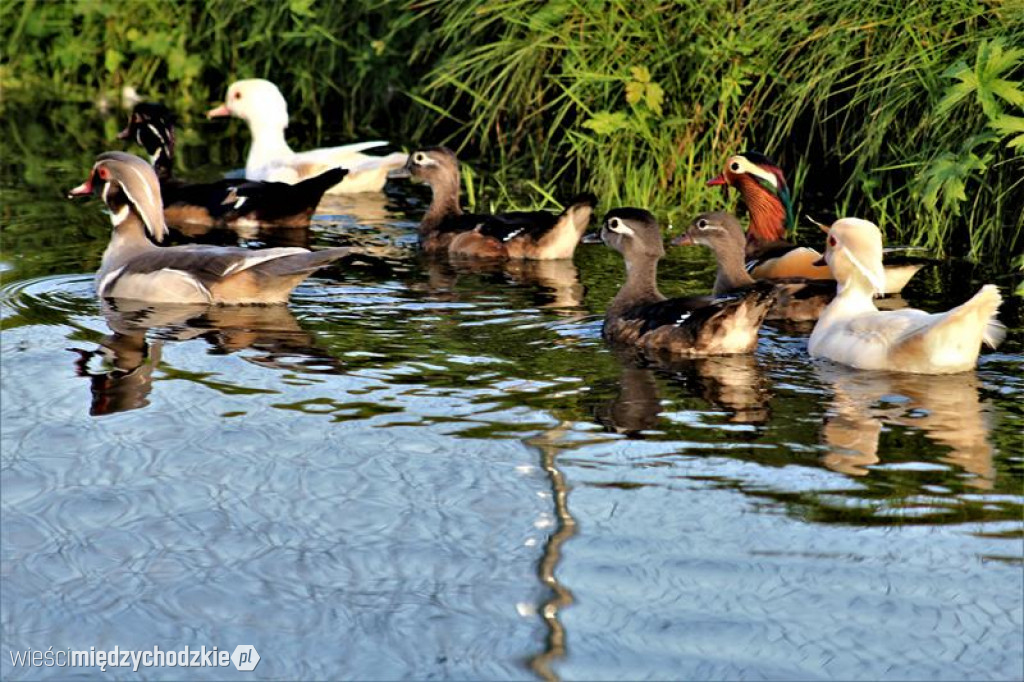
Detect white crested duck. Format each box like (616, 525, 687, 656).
(807, 218, 1004, 373)
(68, 152, 352, 305)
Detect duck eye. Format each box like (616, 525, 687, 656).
(414, 152, 426, 164)
(828, 236, 837, 247)
(697, 219, 708, 229)
(730, 162, 741, 172)
(608, 218, 620, 230)
(97, 167, 110, 180)
(233, 91, 242, 100)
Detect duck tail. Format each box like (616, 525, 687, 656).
(253, 247, 353, 278)
(294, 167, 349, 205)
(562, 192, 598, 230)
(910, 284, 1005, 351)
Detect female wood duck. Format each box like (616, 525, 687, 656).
(67, 152, 352, 305)
(808, 217, 1004, 373)
(207, 79, 407, 193)
(595, 208, 777, 357)
(709, 151, 925, 294)
(674, 211, 835, 322)
(406, 146, 596, 259)
(120, 102, 347, 228)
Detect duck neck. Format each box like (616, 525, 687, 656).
(101, 209, 159, 270)
(150, 145, 174, 181)
(420, 174, 462, 237)
(609, 254, 664, 315)
(823, 276, 878, 319)
(245, 119, 293, 175)
(711, 243, 756, 295)
(738, 178, 790, 247)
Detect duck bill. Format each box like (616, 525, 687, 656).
(580, 232, 603, 245)
(706, 173, 727, 187)
(671, 234, 694, 247)
(206, 104, 231, 119)
(67, 178, 94, 198)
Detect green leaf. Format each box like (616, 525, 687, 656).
(583, 111, 629, 135)
(629, 65, 650, 84)
(625, 80, 644, 105)
(104, 48, 122, 73)
(988, 114, 1024, 152)
(645, 82, 664, 116)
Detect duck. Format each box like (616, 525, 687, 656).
(406, 146, 596, 259)
(119, 102, 347, 228)
(807, 217, 1004, 373)
(207, 79, 407, 194)
(67, 151, 353, 305)
(674, 211, 836, 322)
(593, 208, 777, 357)
(709, 151, 927, 294)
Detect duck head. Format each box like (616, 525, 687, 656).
(599, 208, 665, 261)
(816, 218, 885, 295)
(672, 211, 746, 255)
(207, 79, 289, 131)
(119, 102, 176, 175)
(708, 151, 794, 242)
(405, 146, 459, 186)
(68, 151, 167, 244)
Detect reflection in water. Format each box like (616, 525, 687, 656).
(525, 425, 578, 682)
(69, 299, 339, 416)
(597, 350, 771, 434)
(817, 365, 996, 488)
(420, 257, 585, 312)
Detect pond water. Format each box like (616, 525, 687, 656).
(2, 102, 1022, 681)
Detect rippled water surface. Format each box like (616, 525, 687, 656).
(2, 103, 1023, 680)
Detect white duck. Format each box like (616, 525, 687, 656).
(207, 79, 407, 194)
(808, 218, 1004, 374)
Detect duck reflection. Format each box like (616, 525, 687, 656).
(817, 365, 996, 488)
(416, 257, 585, 312)
(597, 349, 771, 434)
(71, 300, 340, 416)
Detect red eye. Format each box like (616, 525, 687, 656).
(828, 236, 837, 247)
(97, 167, 110, 180)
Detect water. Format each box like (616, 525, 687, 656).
(2, 102, 1022, 680)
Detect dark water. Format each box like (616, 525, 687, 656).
(2, 102, 1022, 681)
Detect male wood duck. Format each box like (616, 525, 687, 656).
(68, 152, 352, 304)
(406, 146, 596, 259)
(595, 208, 777, 357)
(808, 217, 1004, 373)
(120, 102, 346, 228)
(674, 211, 835, 322)
(207, 79, 407, 193)
(709, 151, 926, 294)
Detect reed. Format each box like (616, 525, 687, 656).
(2, 0, 1021, 262)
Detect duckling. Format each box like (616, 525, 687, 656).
(674, 211, 835, 322)
(207, 79, 407, 193)
(120, 102, 347, 228)
(67, 152, 353, 305)
(596, 208, 777, 357)
(808, 218, 1004, 373)
(406, 146, 596, 259)
(709, 151, 927, 294)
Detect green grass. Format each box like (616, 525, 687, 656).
(2, 0, 1022, 263)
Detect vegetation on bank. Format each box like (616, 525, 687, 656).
(2, 0, 1022, 263)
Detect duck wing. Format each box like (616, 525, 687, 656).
(477, 211, 560, 243)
